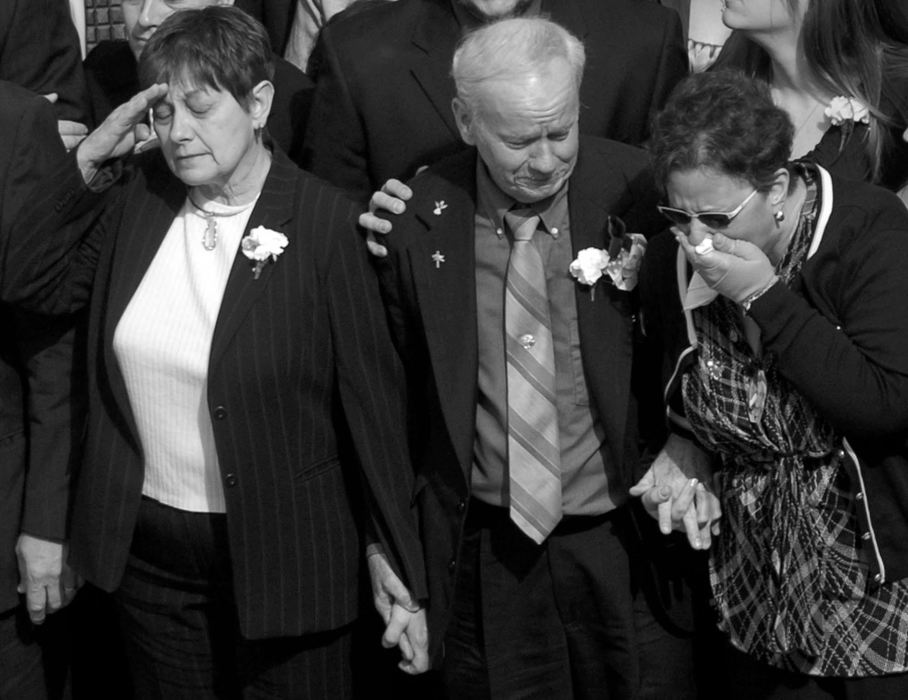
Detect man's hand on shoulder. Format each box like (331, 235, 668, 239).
(359, 178, 413, 258)
(367, 548, 429, 674)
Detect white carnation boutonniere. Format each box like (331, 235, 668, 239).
(570, 248, 610, 287)
(824, 97, 871, 155)
(241, 226, 288, 279)
(569, 216, 647, 299)
(824, 96, 870, 126)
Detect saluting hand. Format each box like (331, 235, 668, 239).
(76, 83, 168, 184)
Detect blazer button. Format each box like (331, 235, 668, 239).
(855, 492, 864, 501)
(874, 573, 883, 583)
(862, 532, 872, 541)
(456, 499, 466, 514)
(225, 473, 238, 487)
(447, 558, 456, 574)
(835, 448, 845, 459)
(213, 406, 227, 420)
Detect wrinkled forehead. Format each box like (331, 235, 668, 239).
(147, 61, 225, 97)
(473, 71, 580, 126)
(168, 69, 220, 95)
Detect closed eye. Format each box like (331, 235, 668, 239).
(152, 104, 174, 122)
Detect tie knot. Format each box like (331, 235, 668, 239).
(505, 209, 541, 242)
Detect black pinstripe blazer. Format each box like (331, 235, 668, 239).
(3, 148, 427, 639)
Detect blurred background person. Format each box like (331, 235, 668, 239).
(658, 0, 732, 72)
(1, 0, 88, 134)
(282, 0, 382, 73)
(636, 69, 908, 697)
(235, 0, 298, 58)
(713, 0, 908, 192)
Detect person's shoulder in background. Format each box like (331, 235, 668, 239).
(83, 40, 138, 128)
(270, 54, 314, 167)
(0, 0, 89, 123)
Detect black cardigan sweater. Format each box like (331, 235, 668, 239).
(641, 165, 908, 585)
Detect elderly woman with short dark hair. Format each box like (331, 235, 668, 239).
(2, 6, 426, 696)
(634, 69, 908, 696)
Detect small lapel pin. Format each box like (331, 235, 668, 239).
(433, 200, 448, 216)
(431, 250, 446, 268)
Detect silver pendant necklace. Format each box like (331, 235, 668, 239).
(188, 193, 221, 251)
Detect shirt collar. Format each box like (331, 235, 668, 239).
(474, 159, 569, 239)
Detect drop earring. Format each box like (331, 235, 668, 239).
(773, 209, 785, 224)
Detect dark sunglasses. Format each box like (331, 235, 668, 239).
(657, 189, 758, 229)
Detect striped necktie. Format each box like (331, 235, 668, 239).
(504, 208, 562, 544)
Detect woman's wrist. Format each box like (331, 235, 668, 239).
(740, 276, 779, 314)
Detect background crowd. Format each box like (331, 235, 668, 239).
(2, 0, 908, 699)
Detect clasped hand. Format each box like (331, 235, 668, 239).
(674, 229, 777, 304)
(629, 433, 722, 550)
(16, 534, 81, 624)
(367, 550, 429, 674)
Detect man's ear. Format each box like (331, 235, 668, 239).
(452, 97, 476, 146)
(249, 80, 275, 130)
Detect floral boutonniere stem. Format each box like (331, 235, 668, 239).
(241, 226, 288, 279)
(569, 216, 646, 299)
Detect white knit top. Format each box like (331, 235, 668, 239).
(113, 192, 259, 513)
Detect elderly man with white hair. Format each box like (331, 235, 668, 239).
(373, 16, 699, 699)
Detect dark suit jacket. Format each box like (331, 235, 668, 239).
(656, 0, 689, 41)
(235, 0, 298, 56)
(303, 0, 687, 201)
(376, 136, 664, 661)
(0, 0, 88, 122)
(0, 82, 78, 613)
(2, 147, 427, 639)
(83, 40, 314, 166)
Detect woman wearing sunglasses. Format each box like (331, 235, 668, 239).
(634, 69, 908, 696)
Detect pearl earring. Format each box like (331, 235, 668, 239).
(773, 210, 785, 223)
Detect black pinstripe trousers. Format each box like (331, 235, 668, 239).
(114, 496, 354, 699)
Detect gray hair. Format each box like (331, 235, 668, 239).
(452, 17, 585, 115)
